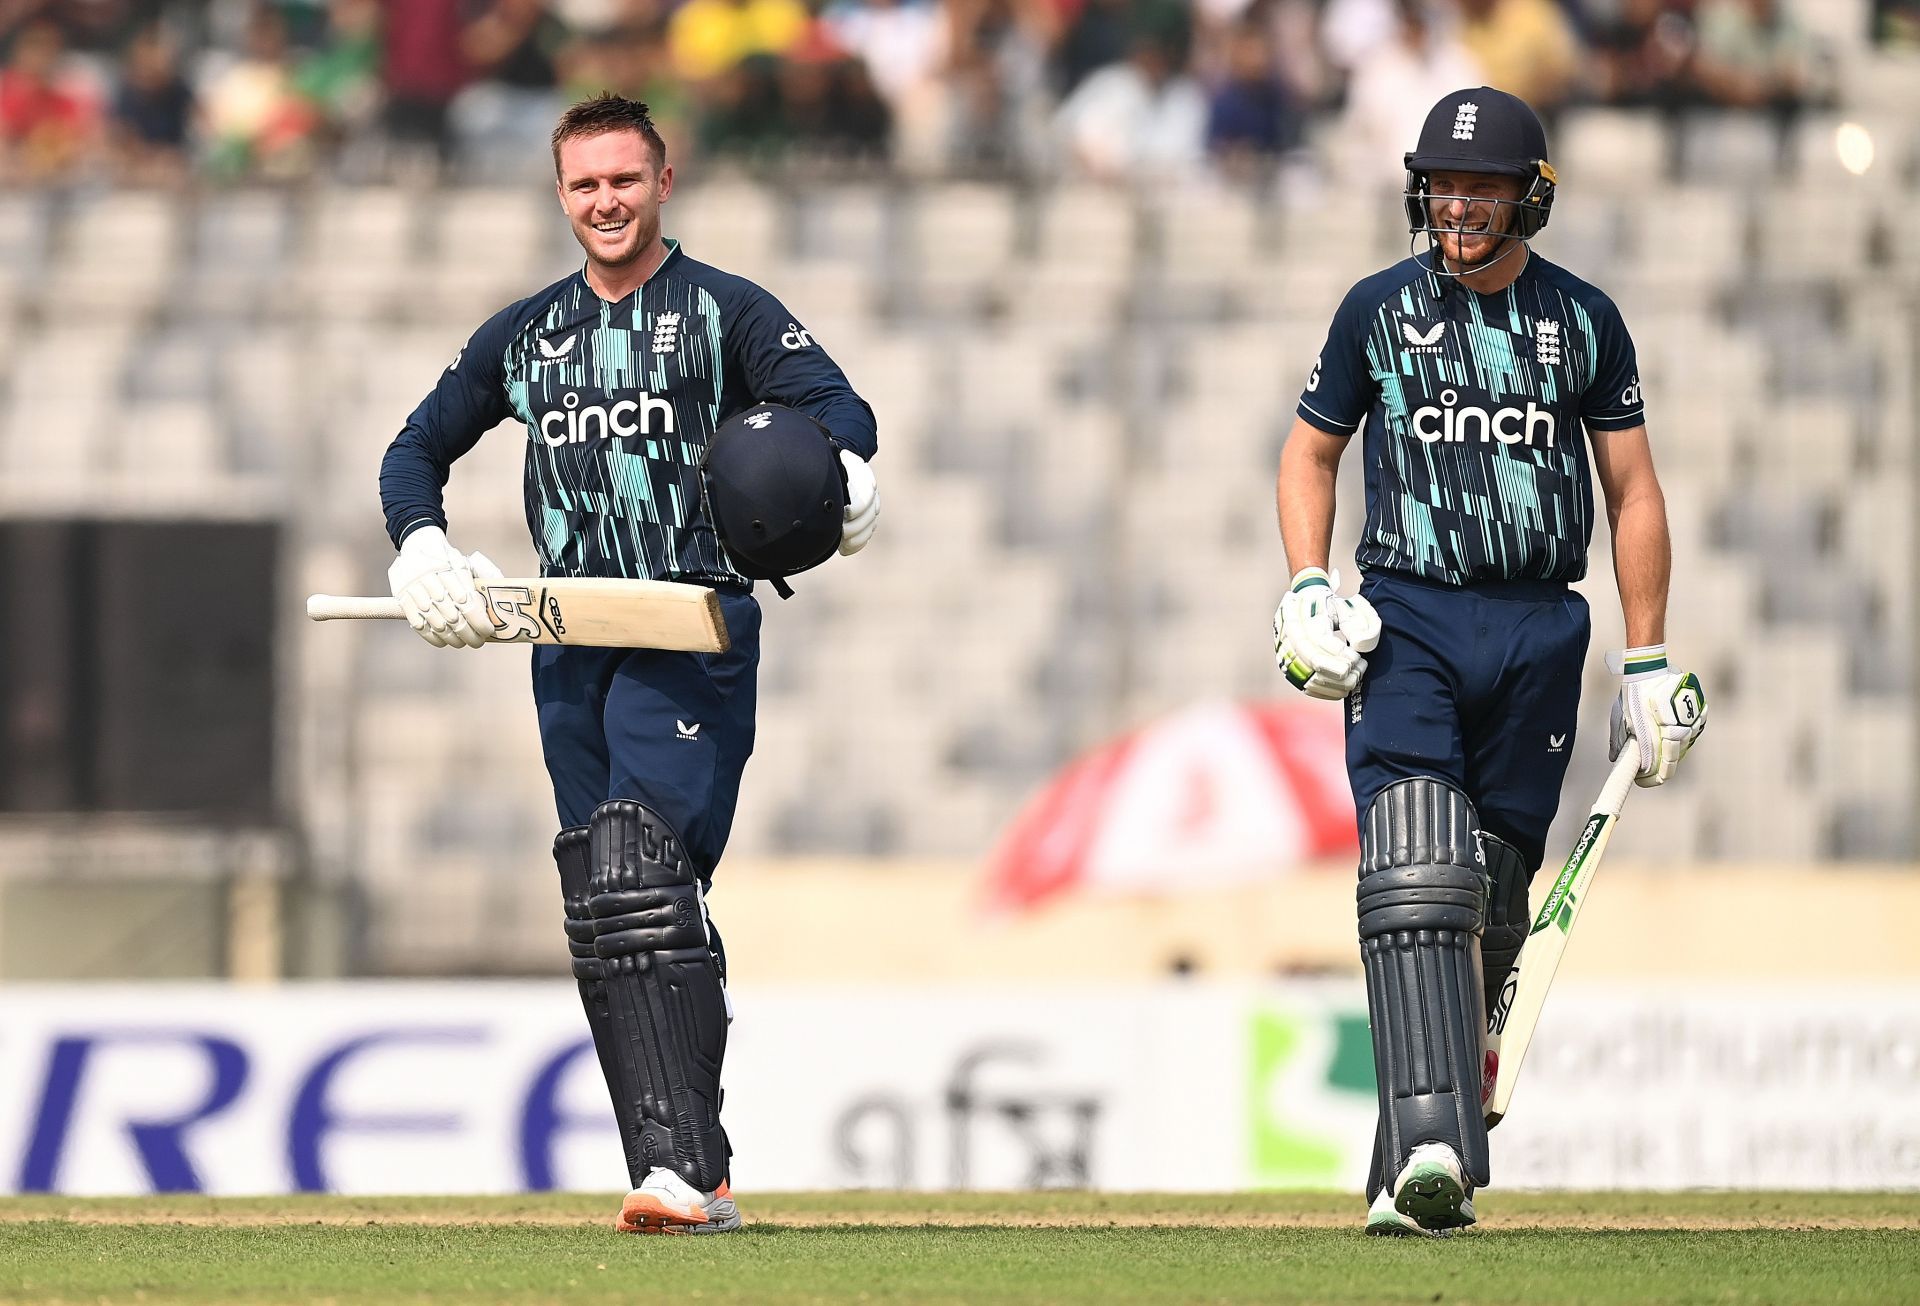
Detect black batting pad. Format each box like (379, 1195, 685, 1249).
(1358, 777, 1492, 1191)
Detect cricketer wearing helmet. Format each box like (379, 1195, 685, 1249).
(1271, 87, 1707, 1236)
(377, 95, 879, 1234)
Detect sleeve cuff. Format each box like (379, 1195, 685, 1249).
(1583, 410, 1646, 432)
(1296, 399, 1360, 436)
(391, 513, 447, 549)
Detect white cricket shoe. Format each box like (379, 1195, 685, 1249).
(616, 1166, 742, 1235)
(1365, 1186, 1449, 1238)
(1393, 1142, 1476, 1231)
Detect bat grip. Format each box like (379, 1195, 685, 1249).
(1595, 746, 1642, 819)
(306, 594, 405, 621)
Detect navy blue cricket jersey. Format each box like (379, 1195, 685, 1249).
(380, 239, 877, 586)
(1297, 250, 1644, 586)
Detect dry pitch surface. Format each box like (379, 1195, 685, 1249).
(3, 1191, 1916, 1305)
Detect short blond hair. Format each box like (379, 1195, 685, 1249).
(551, 94, 666, 176)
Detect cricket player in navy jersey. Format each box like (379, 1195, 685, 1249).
(378, 95, 879, 1234)
(1272, 88, 1708, 1235)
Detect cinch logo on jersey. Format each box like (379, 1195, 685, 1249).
(1410, 388, 1557, 448)
(538, 390, 676, 446)
(1621, 377, 1642, 406)
(780, 322, 815, 350)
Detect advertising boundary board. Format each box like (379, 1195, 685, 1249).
(0, 981, 1914, 1194)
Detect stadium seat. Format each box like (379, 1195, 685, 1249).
(310, 187, 419, 263)
(661, 182, 782, 288)
(117, 402, 226, 482)
(1623, 188, 1750, 298)
(1792, 114, 1914, 194)
(1558, 109, 1672, 188)
(1677, 112, 1784, 185)
(195, 190, 293, 269)
(912, 182, 1021, 264)
(0, 192, 50, 276)
(1754, 189, 1878, 280)
(792, 184, 889, 261)
(1032, 185, 1138, 270)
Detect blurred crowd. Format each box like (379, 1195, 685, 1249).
(0, 0, 1869, 188)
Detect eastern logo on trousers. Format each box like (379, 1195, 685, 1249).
(1548, 732, 1567, 753)
(1400, 320, 1446, 355)
(676, 720, 701, 740)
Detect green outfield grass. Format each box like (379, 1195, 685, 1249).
(2, 1191, 1916, 1305)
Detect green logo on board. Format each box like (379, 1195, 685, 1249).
(1247, 1009, 1373, 1186)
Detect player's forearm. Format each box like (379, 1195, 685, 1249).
(1276, 437, 1339, 575)
(379, 425, 454, 548)
(813, 391, 878, 460)
(746, 369, 876, 460)
(1609, 483, 1670, 647)
(737, 293, 879, 459)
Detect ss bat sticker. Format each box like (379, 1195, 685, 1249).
(484, 586, 541, 642)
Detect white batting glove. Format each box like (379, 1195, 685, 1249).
(388, 524, 494, 649)
(1607, 644, 1707, 787)
(1273, 568, 1380, 701)
(1332, 584, 1381, 656)
(838, 449, 879, 555)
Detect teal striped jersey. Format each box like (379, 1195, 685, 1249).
(381, 240, 877, 586)
(1297, 251, 1643, 585)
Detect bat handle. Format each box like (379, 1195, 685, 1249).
(1595, 746, 1642, 818)
(306, 594, 405, 621)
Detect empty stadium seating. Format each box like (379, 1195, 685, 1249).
(1, 71, 1916, 970)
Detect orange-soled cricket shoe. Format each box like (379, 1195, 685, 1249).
(616, 1168, 741, 1235)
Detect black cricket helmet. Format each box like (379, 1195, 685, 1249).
(703, 403, 846, 595)
(1403, 87, 1557, 261)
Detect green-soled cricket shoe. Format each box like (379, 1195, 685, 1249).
(1365, 1187, 1451, 1238)
(1393, 1142, 1477, 1231)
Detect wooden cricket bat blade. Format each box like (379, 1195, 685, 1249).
(306, 577, 730, 654)
(1482, 747, 1640, 1128)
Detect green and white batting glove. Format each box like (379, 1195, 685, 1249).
(1607, 644, 1707, 787)
(1273, 568, 1381, 702)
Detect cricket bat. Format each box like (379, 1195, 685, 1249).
(1483, 746, 1641, 1128)
(306, 577, 730, 654)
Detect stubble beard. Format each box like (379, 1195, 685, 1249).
(1438, 208, 1517, 275)
(580, 211, 658, 272)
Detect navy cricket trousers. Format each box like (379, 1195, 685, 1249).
(532, 589, 761, 883)
(1344, 572, 1590, 871)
